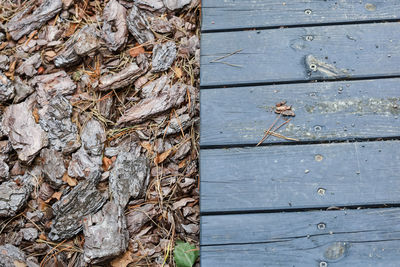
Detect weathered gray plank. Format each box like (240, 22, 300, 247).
(200, 23, 400, 87)
(200, 141, 400, 213)
(201, 208, 400, 266)
(200, 79, 400, 147)
(202, 208, 400, 245)
(201, 240, 400, 266)
(202, 0, 400, 31)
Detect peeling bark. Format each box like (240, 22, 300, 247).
(6, 0, 62, 41)
(103, 0, 128, 51)
(98, 62, 148, 91)
(152, 41, 176, 72)
(117, 82, 188, 124)
(49, 172, 107, 241)
(109, 152, 150, 208)
(83, 201, 129, 264)
(2, 101, 48, 163)
(127, 5, 154, 44)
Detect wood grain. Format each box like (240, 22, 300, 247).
(201, 23, 400, 87)
(201, 208, 400, 266)
(200, 141, 400, 213)
(200, 78, 400, 147)
(202, 0, 400, 31)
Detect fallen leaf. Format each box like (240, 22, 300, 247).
(174, 241, 199, 267)
(154, 148, 172, 165)
(102, 156, 113, 171)
(32, 108, 40, 123)
(129, 45, 145, 58)
(110, 250, 134, 267)
(62, 173, 77, 186)
(45, 191, 62, 203)
(173, 66, 183, 78)
(63, 23, 79, 37)
(140, 142, 152, 152)
(39, 233, 47, 240)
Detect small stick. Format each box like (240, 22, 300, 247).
(272, 118, 292, 133)
(269, 131, 299, 141)
(256, 115, 281, 146)
(210, 49, 243, 63)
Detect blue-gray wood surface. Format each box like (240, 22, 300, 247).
(201, 23, 400, 87)
(200, 78, 400, 147)
(202, 0, 400, 32)
(201, 208, 400, 266)
(200, 2, 400, 266)
(201, 141, 400, 213)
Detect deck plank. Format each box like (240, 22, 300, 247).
(201, 23, 400, 87)
(202, 208, 400, 245)
(200, 79, 400, 147)
(201, 208, 400, 266)
(201, 141, 400, 213)
(202, 0, 400, 32)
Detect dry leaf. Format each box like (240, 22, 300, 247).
(129, 45, 145, 57)
(173, 66, 182, 78)
(64, 23, 79, 37)
(32, 108, 40, 123)
(154, 148, 172, 165)
(45, 191, 62, 203)
(102, 156, 113, 171)
(110, 250, 134, 267)
(39, 233, 47, 240)
(37, 66, 45, 74)
(62, 173, 77, 186)
(140, 142, 152, 152)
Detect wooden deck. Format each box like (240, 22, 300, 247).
(200, 1, 400, 266)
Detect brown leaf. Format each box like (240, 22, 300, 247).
(32, 108, 40, 123)
(128, 45, 145, 58)
(45, 191, 62, 203)
(62, 173, 77, 186)
(63, 23, 79, 37)
(154, 148, 172, 165)
(140, 142, 152, 152)
(110, 250, 134, 267)
(102, 156, 113, 171)
(173, 66, 183, 78)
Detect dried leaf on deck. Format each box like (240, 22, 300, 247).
(6, 0, 62, 41)
(103, 0, 128, 51)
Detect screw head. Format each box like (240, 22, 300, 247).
(310, 64, 317, 71)
(315, 154, 323, 162)
(318, 188, 326, 195)
(320, 262, 328, 267)
(305, 9, 312, 15)
(317, 223, 326, 230)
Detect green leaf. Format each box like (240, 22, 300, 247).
(173, 240, 199, 267)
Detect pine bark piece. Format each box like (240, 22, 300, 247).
(117, 82, 188, 124)
(67, 148, 102, 178)
(135, 0, 165, 11)
(163, 0, 191, 10)
(80, 119, 106, 157)
(73, 24, 101, 56)
(54, 24, 100, 68)
(103, 0, 128, 51)
(0, 179, 32, 217)
(126, 204, 157, 234)
(127, 5, 154, 44)
(152, 41, 176, 72)
(48, 172, 107, 241)
(2, 101, 48, 163)
(16, 53, 42, 77)
(13, 77, 34, 103)
(38, 95, 80, 154)
(31, 71, 76, 106)
(0, 244, 27, 266)
(109, 152, 150, 208)
(83, 201, 129, 264)
(0, 71, 15, 103)
(0, 160, 9, 180)
(6, 0, 62, 41)
(98, 62, 147, 91)
(40, 148, 66, 187)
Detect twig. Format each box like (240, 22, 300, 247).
(256, 115, 281, 146)
(210, 49, 243, 63)
(269, 131, 299, 141)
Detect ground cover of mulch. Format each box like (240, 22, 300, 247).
(0, 0, 200, 266)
